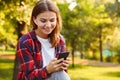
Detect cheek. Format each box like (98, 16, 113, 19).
(52, 22, 57, 27)
(37, 22, 45, 27)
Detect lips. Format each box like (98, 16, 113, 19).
(43, 27, 52, 33)
(45, 28, 51, 32)
(42, 25, 55, 34)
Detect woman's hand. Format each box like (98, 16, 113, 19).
(46, 58, 64, 74)
(61, 58, 71, 70)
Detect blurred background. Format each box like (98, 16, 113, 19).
(0, 0, 120, 80)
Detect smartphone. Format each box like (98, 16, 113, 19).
(58, 51, 70, 60)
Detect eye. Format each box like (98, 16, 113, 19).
(40, 19, 46, 23)
(50, 18, 56, 22)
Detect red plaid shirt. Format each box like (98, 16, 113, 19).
(17, 30, 66, 80)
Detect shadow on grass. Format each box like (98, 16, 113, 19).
(103, 72, 120, 77)
(68, 64, 88, 69)
(0, 59, 14, 63)
(71, 77, 91, 80)
(0, 59, 14, 80)
(0, 68, 13, 80)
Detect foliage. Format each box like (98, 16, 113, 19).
(0, 0, 37, 48)
(1, 0, 120, 63)
(104, 0, 120, 63)
(58, 0, 113, 61)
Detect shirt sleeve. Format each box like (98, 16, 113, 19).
(59, 34, 67, 52)
(17, 39, 50, 80)
(59, 35, 69, 73)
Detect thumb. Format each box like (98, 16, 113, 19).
(51, 58, 57, 61)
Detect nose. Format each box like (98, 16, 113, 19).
(45, 21, 51, 28)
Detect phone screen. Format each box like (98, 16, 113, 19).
(58, 52, 69, 60)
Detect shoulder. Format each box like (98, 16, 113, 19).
(58, 34, 66, 44)
(60, 34, 65, 41)
(19, 32, 30, 44)
(18, 30, 36, 44)
(59, 34, 65, 40)
(57, 34, 66, 52)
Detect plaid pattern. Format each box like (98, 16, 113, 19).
(17, 30, 66, 80)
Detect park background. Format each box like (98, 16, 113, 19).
(0, 0, 120, 80)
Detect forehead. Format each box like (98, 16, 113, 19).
(36, 11, 56, 19)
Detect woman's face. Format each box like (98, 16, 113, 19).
(34, 11, 57, 38)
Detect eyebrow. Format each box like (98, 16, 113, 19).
(40, 17, 56, 19)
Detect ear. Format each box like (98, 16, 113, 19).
(34, 20, 38, 25)
(33, 17, 38, 25)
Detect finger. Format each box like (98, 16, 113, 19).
(51, 58, 57, 61)
(54, 63, 63, 71)
(54, 58, 64, 64)
(54, 62, 63, 68)
(55, 67, 63, 71)
(50, 58, 58, 65)
(60, 66, 67, 70)
(62, 62, 69, 67)
(66, 58, 71, 61)
(63, 59, 70, 64)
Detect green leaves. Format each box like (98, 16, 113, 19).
(0, 0, 36, 48)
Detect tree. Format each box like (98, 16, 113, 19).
(58, 0, 113, 64)
(103, 0, 120, 63)
(12, 0, 36, 79)
(0, 0, 37, 79)
(0, 0, 18, 48)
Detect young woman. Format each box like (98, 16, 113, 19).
(17, 0, 70, 80)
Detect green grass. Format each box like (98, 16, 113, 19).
(0, 59, 14, 80)
(0, 58, 120, 80)
(68, 64, 120, 80)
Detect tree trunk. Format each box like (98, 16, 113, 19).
(71, 47, 75, 68)
(71, 39, 76, 68)
(116, 0, 120, 16)
(79, 41, 84, 59)
(12, 20, 28, 80)
(92, 49, 97, 60)
(80, 51, 84, 59)
(99, 25, 103, 62)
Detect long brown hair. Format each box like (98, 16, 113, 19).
(30, 0, 62, 47)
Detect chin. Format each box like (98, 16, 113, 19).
(44, 32, 51, 35)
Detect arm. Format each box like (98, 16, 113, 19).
(17, 40, 49, 80)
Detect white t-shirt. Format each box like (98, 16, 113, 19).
(36, 35, 55, 67)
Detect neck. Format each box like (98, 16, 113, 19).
(35, 30, 48, 39)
